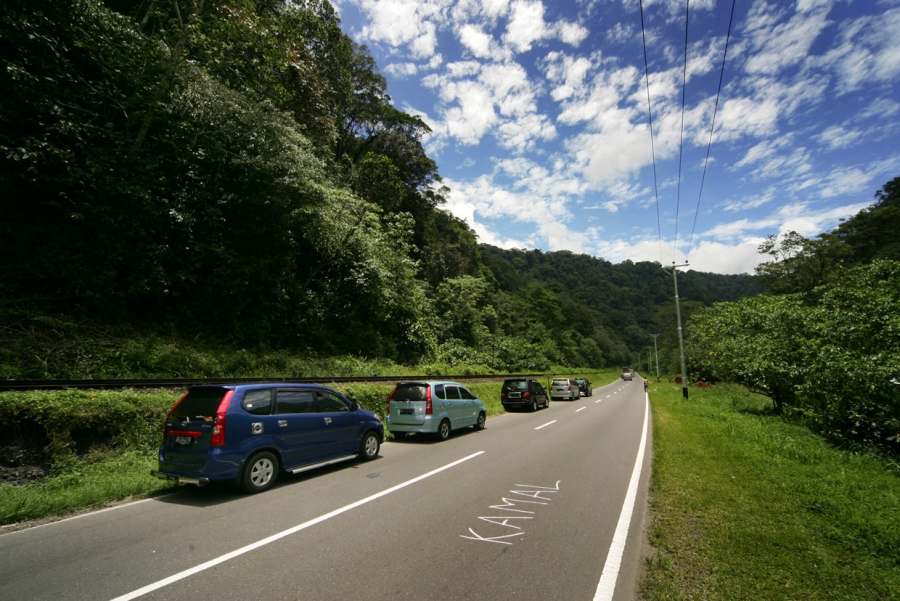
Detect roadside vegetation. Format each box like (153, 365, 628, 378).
(642, 381, 900, 601)
(0, 370, 614, 526)
(687, 177, 900, 456)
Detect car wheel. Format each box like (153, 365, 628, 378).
(241, 451, 278, 494)
(474, 412, 486, 430)
(436, 419, 451, 441)
(359, 431, 380, 461)
(531, 399, 538, 412)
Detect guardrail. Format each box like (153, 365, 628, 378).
(0, 374, 549, 392)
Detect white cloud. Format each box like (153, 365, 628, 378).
(384, 62, 419, 77)
(820, 8, 900, 94)
(503, 0, 553, 53)
(743, 1, 832, 75)
(458, 24, 505, 59)
(687, 240, 767, 274)
(817, 125, 862, 149)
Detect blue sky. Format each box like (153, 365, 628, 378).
(332, 0, 900, 274)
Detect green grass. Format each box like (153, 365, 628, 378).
(0, 451, 175, 525)
(642, 381, 900, 601)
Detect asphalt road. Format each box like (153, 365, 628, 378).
(0, 378, 651, 601)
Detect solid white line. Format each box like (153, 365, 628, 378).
(593, 393, 649, 601)
(1, 498, 158, 537)
(109, 451, 485, 601)
(535, 420, 557, 430)
(576, 407, 586, 413)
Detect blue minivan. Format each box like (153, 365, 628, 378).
(152, 383, 383, 493)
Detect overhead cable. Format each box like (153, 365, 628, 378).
(686, 0, 738, 261)
(673, 0, 690, 263)
(638, 0, 663, 266)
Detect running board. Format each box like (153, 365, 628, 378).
(288, 454, 357, 474)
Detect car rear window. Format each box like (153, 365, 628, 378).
(552, 379, 568, 385)
(504, 380, 527, 390)
(171, 387, 229, 420)
(391, 384, 428, 401)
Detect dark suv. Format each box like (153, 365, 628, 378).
(575, 378, 593, 397)
(501, 378, 549, 412)
(152, 383, 383, 493)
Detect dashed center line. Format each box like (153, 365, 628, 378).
(576, 407, 586, 413)
(595, 399, 603, 403)
(535, 420, 557, 430)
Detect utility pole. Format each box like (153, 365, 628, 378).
(663, 262, 690, 399)
(651, 334, 660, 379)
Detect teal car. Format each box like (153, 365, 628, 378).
(386, 381, 486, 441)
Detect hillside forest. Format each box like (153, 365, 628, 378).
(0, 0, 759, 378)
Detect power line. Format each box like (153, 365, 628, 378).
(673, 0, 690, 263)
(638, 0, 663, 266)
(686, 0, 738, 261)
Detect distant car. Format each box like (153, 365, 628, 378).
(550, 378, 580, 401)
(501, 378, 549, 412)
(152, 383, 383, 494)
(575, 378, 592, 397)
(386, 381, 486, 441)
(622, 371, 634, 381)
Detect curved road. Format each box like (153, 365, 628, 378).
(0, 378, 651, 601)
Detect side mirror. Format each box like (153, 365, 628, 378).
(351, 402, 359, 411)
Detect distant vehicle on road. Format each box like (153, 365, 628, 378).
(501, 378, 549, 412)
(550, 378, 580, 401)
(622, 367, 634, 381)
(386, 381, 486, 441)
(152, 383, 383, 494)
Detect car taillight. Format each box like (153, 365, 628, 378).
(211, 390, 234, 447)
(501, 392, 507, 399)
(163, 391, 190, 444)
(387, 385, 397, 414)
(425, 386, 433, 415)
(523, 391, 530, 398)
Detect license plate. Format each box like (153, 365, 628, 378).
(509, 392, 521, 398)
(399, 409, 414, 415)
(174, 436, 192, 445)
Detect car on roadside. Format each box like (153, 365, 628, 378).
(151, 383, 383, 494)
(501, 378, 549, 412)
(385, 381, 486, 441)
(575, 377, 593, 397)
(550, 377, 580, 401)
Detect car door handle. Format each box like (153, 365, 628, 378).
(324, 417, 332, 425)
(278, 420, 288, 427)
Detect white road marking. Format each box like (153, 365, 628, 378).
(595, 399, 603, 403)
(606, 395, 611, 398)
(576, 407, 586, 412)
(535, 420, 557, 430)
(109, 451, 485, 601)
(1, 498, 158, 537)
(593, 393, 650, 601)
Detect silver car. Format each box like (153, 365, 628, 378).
(550, 378, 580, 401)
(386, 381, 487, 441)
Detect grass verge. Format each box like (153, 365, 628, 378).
(642, 381, 900, 601)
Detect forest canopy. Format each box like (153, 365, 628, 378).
(1, 0, 759, 375)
